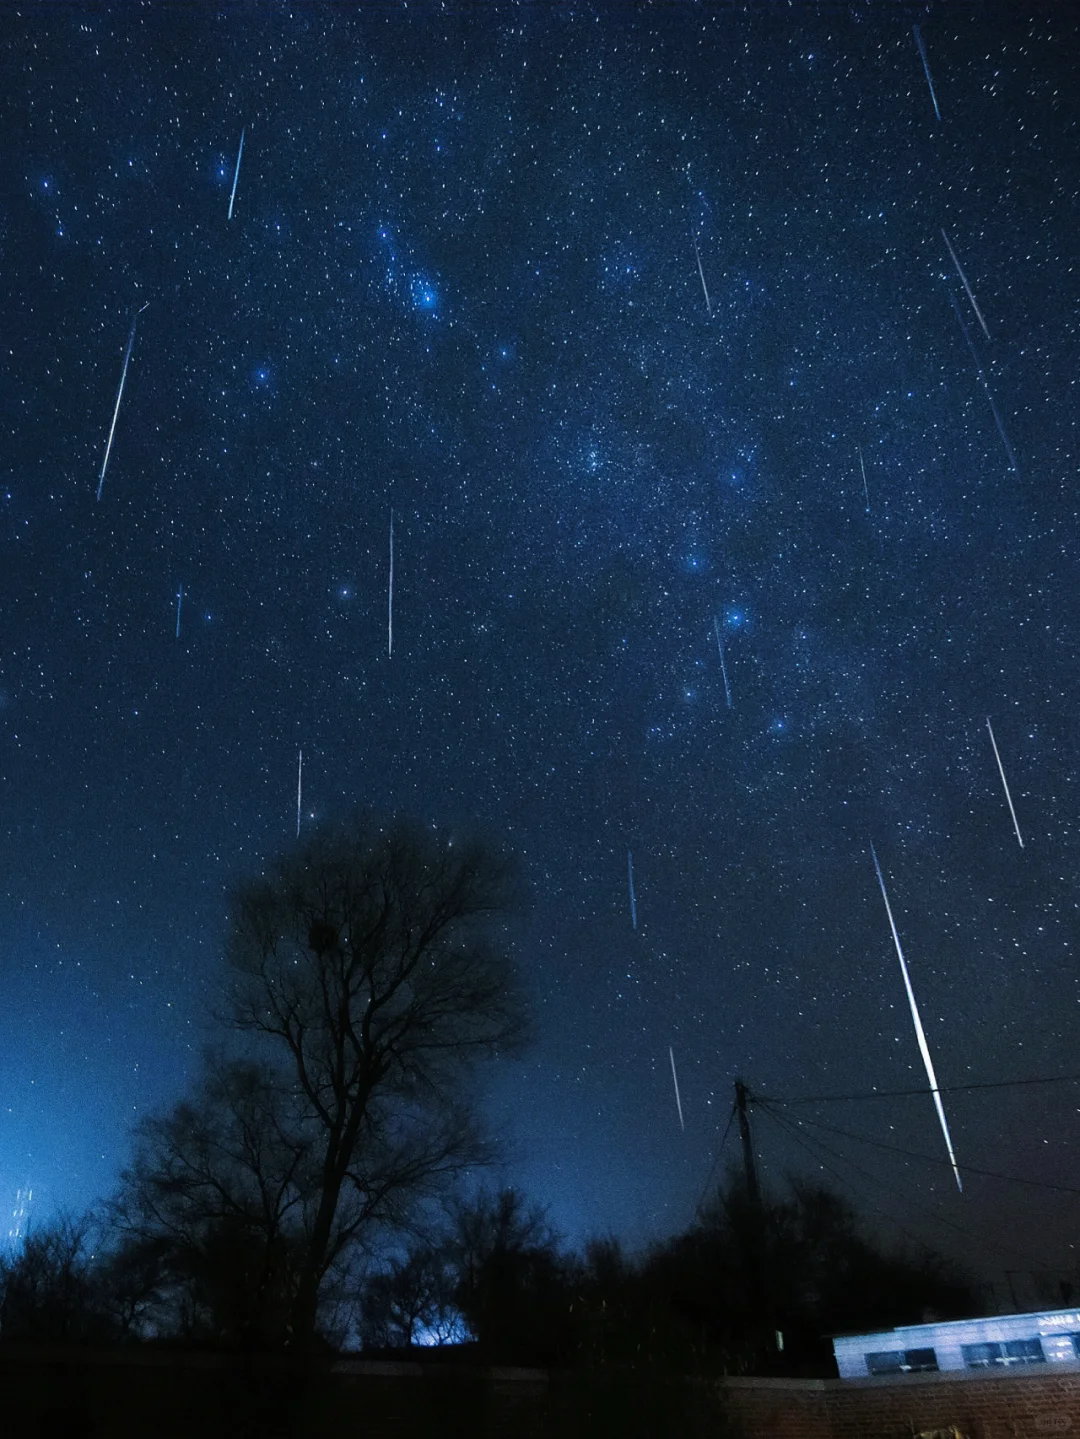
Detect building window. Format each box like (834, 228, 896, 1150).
(1004, 1338, 1045, 1364)
(963, 1338, 1046, 1368)
(963, 1342, 1000, 1368)
(866, 1348, 939, 1376)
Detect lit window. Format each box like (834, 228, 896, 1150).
(1004, 1339, 1045, 1365)
(963, 1342, 1000, 1368)
(963, 1338, 1045, 1368)
(866, 1348, 938, 1375)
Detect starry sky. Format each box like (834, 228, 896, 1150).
(4, 0, 1080, 1299)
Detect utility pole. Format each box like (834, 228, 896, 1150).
(734, 1078, 761, 1210)
(735, 1079, 775, 1366)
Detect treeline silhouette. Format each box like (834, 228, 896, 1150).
(0, 813, 979, 1383)
(0, 1175, 979, 1378)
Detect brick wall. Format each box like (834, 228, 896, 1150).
(5, 1341, 1080, 1438)
(722, 1376, 833, 1439)
(722, 1367, 1080, 1439)
(828, 1368, 1080, 1439)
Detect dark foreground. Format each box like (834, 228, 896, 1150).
(0, 1342, 730, 1439)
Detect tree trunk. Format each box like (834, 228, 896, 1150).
(288, 1176, 342, 1347)
(287, 1117, 360, 1348)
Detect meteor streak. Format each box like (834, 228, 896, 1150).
(97, 303, 148, 501)
(858, 446, 870, 511)
(693, 235, 712, 315)
(228, 126, 245, 220)
(296, 748, 303, 838)
(388, 510, 394, 657)
(870, 843, 962, 1192)
(912, 25, 941, 121)
(669, 1047, 685, 1131)
(942, 228, 990, 340)
(175, 585, 183, 640)
(986, 717, 1024, 848)
(713, 616, 732, 708)
(628, 850, 637, 930)
(949, 293, 1017, 472)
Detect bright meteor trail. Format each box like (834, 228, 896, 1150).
(388, 510, 394, 657)
(870, 843, 963, 1193)
(692, 235, 711, 315)
(669, 1046, 685, 1132)
(96, 303, 148, 502)
(912, 25, 941, 122)
(987, 717, 1024, 849)
(228, 126, 245, 220)
(942, 228, 990, 341)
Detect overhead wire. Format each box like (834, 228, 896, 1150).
(759, 1099, 974, 1260)
(756, 1100, 928, 1246)
(694, 1101, 737, 1221)
(786, 1109, 1080, 1198)
(762, 1071, 1080, 1107)
(758, 1099, 1053, 1270)
(693, 1077, 1080, 1266)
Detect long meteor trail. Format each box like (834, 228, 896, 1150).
(858, 446, 870, 511)
(942, 228, 990, 341)
(912, 25, 941, 121)
(97, 303, 148, 501)
(669, 1046, 685, 1132)
(987, 718, 1024, 848)
(693, 236, 712, 315)
(388, 510, 394, 657)
(628, 850, 638, 930)
(949, 293, 1017, 472)
(870, 843, 962, 1192)
(228, 126, 245, 220)
(713, 616, 732, 708)
(296, 748, 303, 838)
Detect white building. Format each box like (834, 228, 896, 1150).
(833, 1309, 1080, 1379)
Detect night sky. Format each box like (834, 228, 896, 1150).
(4, 1, 1080, 1299)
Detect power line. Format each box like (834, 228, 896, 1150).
(763, 1072, 1080, 1107)
(759, 1100, 1053, 1270)
(694, 1102, 737, 1221)
(762, 1102, 971, 1259)
(759, 1102, 922, 1242)
(788, 1110, 1080, 1198)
